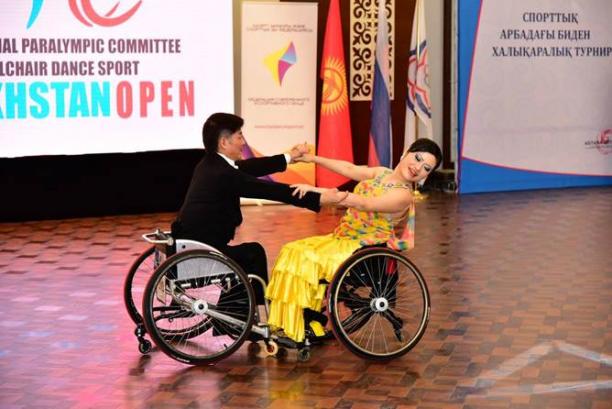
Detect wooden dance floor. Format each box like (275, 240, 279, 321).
(1, 187, 610, 409)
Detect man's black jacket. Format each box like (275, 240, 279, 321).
(172, 151, 321, 248)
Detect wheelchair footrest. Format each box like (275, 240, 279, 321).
(274, 335, 299, 349)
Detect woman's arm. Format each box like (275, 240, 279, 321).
(299, 154, 386, 182)
(340, 188, 413, 213)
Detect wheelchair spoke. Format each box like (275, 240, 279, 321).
(362, 257, 380, 296)
(379, 259, 396, 300)
(380, 314, 390, 354)
(348, 265, 372, 291)
(338, 286, 369, 307)
(154, 310, 195, 322)
(341, 306, 372, 333)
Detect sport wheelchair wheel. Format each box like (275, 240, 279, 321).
(142, 249, 255, 365)
(124, 245, 165, 325)
(327, 247, 430, 360)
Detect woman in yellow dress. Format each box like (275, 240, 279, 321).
(265, 139, 442, 343)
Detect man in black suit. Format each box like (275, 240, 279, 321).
(172, 112, 342, 305)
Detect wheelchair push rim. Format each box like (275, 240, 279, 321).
(142, 249, 256, 365)
(327, 248, 430, 360)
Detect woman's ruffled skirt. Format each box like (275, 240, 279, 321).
(265, 234, 361, 342)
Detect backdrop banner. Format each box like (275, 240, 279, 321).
(458, 0, 612, 193)
(241, 2, 317, 185)
(0, 0, 234, 157)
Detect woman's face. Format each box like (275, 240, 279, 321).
(398, 151, 437, 183)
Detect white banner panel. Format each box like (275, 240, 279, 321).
(0, 0, 234, 157)
(462, 0, 612, 176)
(241, 2, 317, 184)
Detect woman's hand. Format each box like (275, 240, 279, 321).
(293, 153, 315, 163)
(287, 143, 310, 162)
(319, 188, 349, 205)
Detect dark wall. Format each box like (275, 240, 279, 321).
(1, 150, 202, 222)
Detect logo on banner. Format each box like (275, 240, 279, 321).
(584, 129, 612, 155)
(321, 57, 348, 115)
(263, 42, 297, 86)
(27, 0, 142, 29)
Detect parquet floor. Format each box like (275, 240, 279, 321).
(0, 187, 610, 409)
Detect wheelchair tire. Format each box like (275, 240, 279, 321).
(142, 249, 255, 365)
(124, 246, 162, 325)
(327, 247, 430, 361)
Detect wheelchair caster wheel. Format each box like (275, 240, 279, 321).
(247, 341, 261, 355)
(264, 340, 279, 357)
(138, 340, 152, 354)
(297, 348, 311, 362)
(276, 347, 288, 359)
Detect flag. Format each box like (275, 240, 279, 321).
(367, 0, 392, 168)
(317, 0, 353, 187)
(404, 0, 432, 153)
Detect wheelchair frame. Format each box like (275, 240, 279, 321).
(123, 229, 431, 365)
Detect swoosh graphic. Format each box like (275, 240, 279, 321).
(26, 0, 44, 29)
(81, 0, 142, 27)
(69, 0, 93, 26)
(105, 2, 120, 17)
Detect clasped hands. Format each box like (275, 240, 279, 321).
(287, 143, 346, 205)
(291, 183, 349, 206)
(287, 142, 314, 163)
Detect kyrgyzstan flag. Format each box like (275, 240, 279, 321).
(316, 0, 353, 188)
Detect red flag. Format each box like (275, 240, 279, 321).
(317, 0, 353, 188)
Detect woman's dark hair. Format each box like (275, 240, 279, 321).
(202, 113, 244, 152)
(407, 138, 443, 171)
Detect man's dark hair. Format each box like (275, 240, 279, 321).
(202, 113, 244, 152)
(407, 138, 443, 171)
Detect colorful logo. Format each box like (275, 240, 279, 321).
(584, 129, 612, 155)
(407, 40, 431, 119)
(320, 57, 348, 116)
(27, 0, 142, 29)
(596, 129, 611, 155)
(263, 42, 297, 86)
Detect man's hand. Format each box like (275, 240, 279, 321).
(291, 183, 322, 198)
(287, 142, 310, 163)
(320, 188, 349, 206)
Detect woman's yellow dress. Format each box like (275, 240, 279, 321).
(265, 170, 416, 342)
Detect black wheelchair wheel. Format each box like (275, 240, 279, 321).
(328, 248, 430, 361)
(124, 246, 164, 325)
(142, 249, 255, 365)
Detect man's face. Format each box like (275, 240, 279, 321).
(219, 129, 245, 161)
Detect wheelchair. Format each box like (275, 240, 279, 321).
(124, 230, 431, 365)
